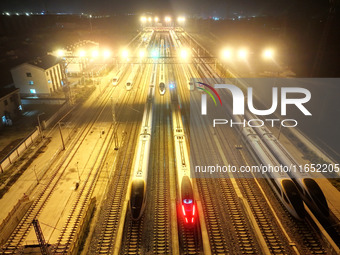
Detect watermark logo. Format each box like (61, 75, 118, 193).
(196, 82, 222, 115)
(200, 83, 312, 116)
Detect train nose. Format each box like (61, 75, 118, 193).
(282, 180, 305, 220)
(129, 180, 145, 220)
(182, 199, 197, 225)
(303, 178, 329, 217)
(131, 205, 142, 220)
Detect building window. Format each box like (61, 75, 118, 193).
(30, 89, 36, 94)
(48, 79, 51, 83)
(10, 96, 14, 102)
(26, 72, 32, 77)
(28, 80, 34, 85)
(4, 100, 8, 106)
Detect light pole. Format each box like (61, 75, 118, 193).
(37, 112, 45, 140)
(33, 165, 39, 184)
(76, 161, 81, 182)
(111, 97, 119, 150)
(89, 14, 93, 33)
(58, 122, 65, 150)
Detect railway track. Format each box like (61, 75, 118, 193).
(53, 32, 155, 254)
(0, 72, 126, 254)
(121, 33, 173, 254)
(190, 124, 261, 254)
(147, 64, 171, 254)
(89, 61, 150, 255)
(51, 48, 147, 253)
(215, 123, 327, 254)
(52, 122, 114, 253)
(192, 41, 329, 254)
(181, 30, 332, 254)
(175, 40, 279, 253)
(168, 67, 203, 254)
(186, 52, 293, 253)
(121, 80, 172, 254)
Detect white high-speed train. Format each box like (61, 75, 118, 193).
(129, 64, 157, 220)
(171, 89, 196, 225)
(192, 58, 306, 220)
(246, 112, 329, 218)
(159, 63, 166, 95)
(112, 66, 124, 86)
(236, 117, 306, 220)
(158, 39, 166, 95)
(126, 64, 139, 91)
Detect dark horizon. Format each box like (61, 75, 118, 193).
(0, 0, 331, 18)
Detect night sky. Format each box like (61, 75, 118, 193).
(0, 0, 329, 17)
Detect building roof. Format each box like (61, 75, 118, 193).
(28, 55, 61, 70)
(0, 87, 19, 100)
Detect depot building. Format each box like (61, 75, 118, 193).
(10, 55, 65, 96)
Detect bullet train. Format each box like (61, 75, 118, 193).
(158, 39, 166, 95)
(129, 64, 157, 220)
(126, 64, 139, 91)
(159, 63, 166, 95)
(192, 57, 306, 220)
(112, 65, 124, 86)
(235, 115, 306, 220)
(245, 112, 329, 218)
(171, 89, 197, 225)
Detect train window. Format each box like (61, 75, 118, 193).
(283, 193, 289, 204)
(282, 180, 305, 219)
(292, 178, 303, 193)
(130, 180, 145, 218)
(303, 178, 329, 216)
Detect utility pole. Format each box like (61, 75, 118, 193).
(76, 161, 81, 182)
(111, 97, 119, 150)
(33, 165, 39, 184)
(58, 122, 65, 150)
(37, 112, 45, 140)
(32, 218, 50, 255)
